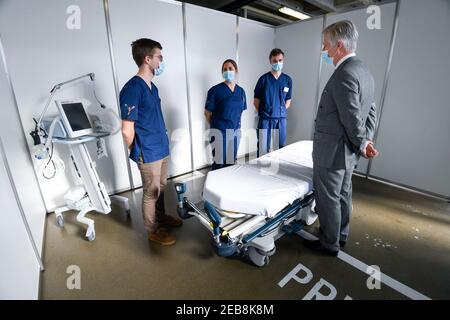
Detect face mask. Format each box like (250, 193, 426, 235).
(154, 61, 165, 76)
(222, 70, 235, 82)
(322, 51, 334, 65)
(271, 61, 283, 72)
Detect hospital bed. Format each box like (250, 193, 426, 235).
(175, 140, 317, 267)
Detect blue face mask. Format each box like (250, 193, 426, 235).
(154, 61, 165, 76)
(322, 51, 334, 65)
(222, 70, 235, 82)
(271, 62, 283, 72)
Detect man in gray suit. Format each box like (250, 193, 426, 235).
(305, 20, 379, 256)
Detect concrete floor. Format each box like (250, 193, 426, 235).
(39, 170, 450, 300)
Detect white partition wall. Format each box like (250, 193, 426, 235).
(0, 0, 131, 211)
(0, 37, 47, 257)
(0, 145, 41, 300)
(184, 4, 237, 169)
(237, 18, 275, 157)
(275, 17, 324, 145)
(108, 0, 192, 187)
(318, 2, 397, 174)
(0, 38, 45, 300)
(370, 0, 450, 197)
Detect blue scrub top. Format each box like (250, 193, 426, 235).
(119, 76, 169, 164)
(205, 82, 247, 130)
(254, 72, 292, 119)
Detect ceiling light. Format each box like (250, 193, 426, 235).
(278, 6, 310, 20)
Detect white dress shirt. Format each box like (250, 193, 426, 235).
(335, 52, 356, 70)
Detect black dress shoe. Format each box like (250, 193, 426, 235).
(339, 241, 347, 248)
(304, 240, 339, 257)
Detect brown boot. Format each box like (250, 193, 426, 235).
(158, 214, 183, 229)
(147, 228, 176, 245)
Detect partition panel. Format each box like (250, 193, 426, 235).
(370, 0, 450, 197)
(108, 0, 192, 186)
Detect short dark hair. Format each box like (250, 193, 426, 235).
(269, 48, 285, 59)
(131, 38, 162, 67)
(221, 59, 238, 72)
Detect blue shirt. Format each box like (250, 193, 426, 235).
(205, 82, 247, 130)
(119, 76, 169, 163)
(254, 72, 292, 119)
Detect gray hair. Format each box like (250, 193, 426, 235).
(323, 20, 358, 52)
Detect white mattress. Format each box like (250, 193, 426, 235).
(202, 140, 313, 217)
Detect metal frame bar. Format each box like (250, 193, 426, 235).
(366, 0, 401, 178)
(311, 15, 326, 140)
(102, 0, 135, 189)
(242, 193, 313, 244)
(182, 3, 196, 172)
(236, 15, 240, 66)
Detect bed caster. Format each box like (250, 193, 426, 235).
(177, 206, 193, 219)
(213, 239, 237, 257)
(248, 247, 271, 267)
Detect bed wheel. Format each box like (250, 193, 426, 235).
(248, 247, 270, 267)
(262, 255, 270, 267)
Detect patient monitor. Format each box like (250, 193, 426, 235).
(55, 99, 94, 138)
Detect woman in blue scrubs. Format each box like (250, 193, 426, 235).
(204, 59, 247, 170)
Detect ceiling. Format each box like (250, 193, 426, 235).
(180, 0, 393, 26)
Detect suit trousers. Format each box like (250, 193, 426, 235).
(313, 164, 353, 252)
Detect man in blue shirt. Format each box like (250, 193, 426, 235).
(120, 38, 182, 246)
(254, 48, 293, 157)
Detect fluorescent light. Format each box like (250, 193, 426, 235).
(279, 6, 310, 20)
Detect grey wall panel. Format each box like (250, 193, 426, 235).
(370, 0, 450, 197)
(318, 2, 396, 173)
(108, 0, 192, 187)
(0, 0, 131, 211)
(275, 18, 324, 145)
(185, 4, 237, 169)
(0, 146, 41, 299)
(0, 37, 46, 262)
(237, 18, 274, 157)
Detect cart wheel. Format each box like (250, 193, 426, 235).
(86, 230, 96, 241)
(126, 209, 131, 216)
(262, 255, 270, 267)
(56, 216, 64, 228)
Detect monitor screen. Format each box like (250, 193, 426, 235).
(61, 102, 92, 132)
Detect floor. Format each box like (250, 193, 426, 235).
(39, 169, 450, 300)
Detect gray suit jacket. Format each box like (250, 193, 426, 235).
(313, 57, 377, 170)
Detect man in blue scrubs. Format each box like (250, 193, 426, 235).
(254, 48, 293, 157)
(120, 38, 182, 246)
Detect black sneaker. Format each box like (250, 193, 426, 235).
(304, 240, 339, 257)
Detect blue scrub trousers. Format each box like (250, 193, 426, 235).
(210, 129, 241, 171)
(257, 118, 286, 157)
